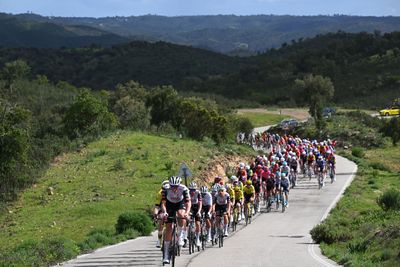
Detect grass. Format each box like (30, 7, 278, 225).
(365, 145, 400, 173)
(237, 111, 289, 127)
(0, 131, 255, 253)
(313, 146, 400, 267)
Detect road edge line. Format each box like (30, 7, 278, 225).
(308, 157, 358, 267)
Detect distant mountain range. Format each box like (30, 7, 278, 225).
(0, 13, 129, 48)
(2, 12, 400, 53)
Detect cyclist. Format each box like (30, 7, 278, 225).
(200, 186, 213, 242)
(243, 180, 255, 218)
(232, 177, 244, 221)
(188, 182, 202, 247)
(289, 156, 298, 187)
(154, 180, 169, 248)
(161, 176, 191, 264)
(226, 183, 235, 223)
(300, 151, 307, 176)
(316, 155, 327, 187)
(307, 152, 315, 177)
(251, 173, 262, 212)
(213, 185, 231, 237)
(326, 150, 336, 180)
(281, 172, 290, 207)
(265, 173, 275, 208)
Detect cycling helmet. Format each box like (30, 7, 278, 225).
(200, 186, 208, 193)
(234, 186, 241, 191)
(281, 172, 286, 178)
(239, 162, 245, 168)
(169, 176, 181, 186)
(292, 156, 297, 160)
(287, 156, 292, 160)
(245, 165, 250, 170)
(246, 180, 252, 185)
(230, 175, 238, 182)
(280, 157, 285, 162)
(309, 152, 313, 156)
(283, 161, 288, 166)
(218, 186, 226, 192)
(211, 184, 220, 192)
(189, 181, 197, 190)
(318, 155, 323, 160)
(302, 151, 307, 155)
(326, 150, 332, 154)
(162, 180, 170, 190)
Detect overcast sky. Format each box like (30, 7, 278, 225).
(1, 0, 399, 17)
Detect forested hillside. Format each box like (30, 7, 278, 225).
(1, 31, 399, 108)
(0, 13, 129, 48)
(195, 31, 400, 108)
(13, 13, 400, 53)
(0, 41, 248, 90)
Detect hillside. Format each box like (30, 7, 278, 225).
(0, 13, 128, 48)
(0, 131, 255, 265)
(0, 41, 248, 90)
(13, 13, 400, 53)
(195, 31, 400, 108)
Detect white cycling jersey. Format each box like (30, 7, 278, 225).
(201, 192, 213, 206)
(164, 184, 189, 203)
(190, 189, 202, 205)
(214, 192, 230, 205)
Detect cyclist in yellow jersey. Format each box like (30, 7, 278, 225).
(226, 183, 235, 223)
(154, 180, 169, 248)
(232, 176, 244, 221)
(243, 180, 255, 218)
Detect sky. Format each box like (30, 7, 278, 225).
(0, 0, 399, 17)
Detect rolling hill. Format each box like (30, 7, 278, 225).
(13, 13, 400, 53)
(0, 13, 129, 48)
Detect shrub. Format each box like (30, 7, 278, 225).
(351, 147, 365, 158)
(310, 223, 352, 244)
(111, 159, 125, 171)
(1, 237, 80, 266)
(115, 211, 153, 235)
(370, 162, 390, 172)
(377, 189, 400, 211)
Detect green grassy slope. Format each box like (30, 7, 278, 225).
(0, 131, 253, 250)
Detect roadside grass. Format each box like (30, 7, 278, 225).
(312, 146, 400, 267)
(0, 131, 255, 265)
(237, 111, 288, 127)
(365, 145, 400, 173)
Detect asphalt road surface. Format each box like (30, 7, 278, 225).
(59, 155, 357, 267)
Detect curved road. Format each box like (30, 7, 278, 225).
(59, 155, 356, 267)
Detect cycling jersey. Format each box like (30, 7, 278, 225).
(201, 192, 213, 206)
(214, 192, 230, 206)
(162, 184, 190, 204)
(307, 155, 315, 162)
(155, 189, 163, 206)
(233, 187, 244, 200)
(190, 189, 202, 205)
(243, 185, 255, 196)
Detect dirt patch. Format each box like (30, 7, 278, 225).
(237, 108, 310, 120)
(197, 154, 254, 185)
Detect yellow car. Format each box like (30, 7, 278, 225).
(379, 107, 400, 116)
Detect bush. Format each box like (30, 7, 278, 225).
(351, 147, 365, 158)
(1, 237, 80, 266)
(310, 223, 352, 244)
(115, 211, 153, 235)
(377, 189, 400, 211)
(370, 162, 390, 172)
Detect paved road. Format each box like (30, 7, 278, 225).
(59, 156, 356, 267)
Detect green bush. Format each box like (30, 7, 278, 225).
(377, 189, 400, 211)
(310, 223, 352, 244)
(0, 237, 80, 267)
(351, 147, 365, 158)
(115, 211, 153, 235)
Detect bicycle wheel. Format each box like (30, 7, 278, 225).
(276, 193, 279, 210)
(171, 223, 176, 267)
(281, 192, 285, 213)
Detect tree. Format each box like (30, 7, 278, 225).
(145, 86, 182, 130)
(295, 74, 334, 131)
(63, 90, 118, 139)
(113, 96, 150, 130)
(0, 99, 31, 200)
(382, 117, 400, 145)
(0, 60, 31, 94)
